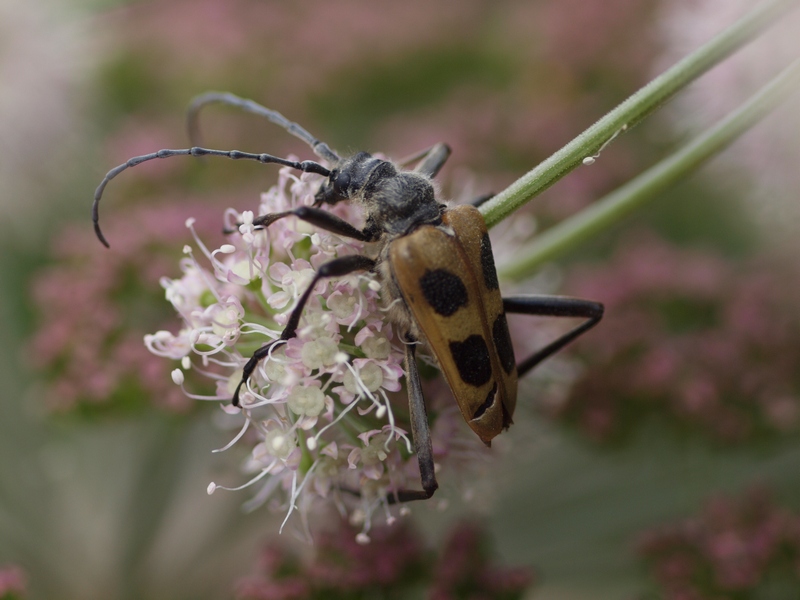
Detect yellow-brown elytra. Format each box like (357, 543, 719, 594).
(93, 92, 604, 503)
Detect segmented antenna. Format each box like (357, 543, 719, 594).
(92, 147, 331, 248)
(187, 91, 341, 164)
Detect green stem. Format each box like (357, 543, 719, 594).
(479, 0, 799, 229)
(499, 57, 800, 280)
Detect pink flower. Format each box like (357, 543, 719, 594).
(553, 232, 800, 444)
(637, 487, 800, 597)
(0, 564, 27, 598)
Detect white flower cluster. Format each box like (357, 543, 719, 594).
(145, 165, 419, 538)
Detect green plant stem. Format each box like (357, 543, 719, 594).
(479, 0, 799, 229)
(499, 57, 800, 280)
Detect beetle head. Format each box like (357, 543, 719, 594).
(314, 151, 380, 206)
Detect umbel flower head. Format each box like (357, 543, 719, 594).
(145, 163, 483, 537)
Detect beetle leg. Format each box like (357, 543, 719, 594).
(398, 143, 451, 178)
(470, 192, 494, 208)
(232, 254, 377, 406)
(384, 336, 439, 504)
(240, 206, 380, 242)
(396, 143, 447, 168)
(502, 295, 604, 377)
(336, 339, 438, 504)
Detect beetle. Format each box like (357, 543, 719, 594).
(93, 92, 604, 502)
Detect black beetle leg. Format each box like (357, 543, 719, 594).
(237, 206, 379, 242)
(502, 295, 604, 376)
(399, 142, 451, 178)
(382, 335, 438, 504)
(232, 254, 377, 406)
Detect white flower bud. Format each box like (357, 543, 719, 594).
(344, 362, 384, 394)
(362, 334, 390, 359)
(287, 385, 326, 418)
(256, 428, 297, 462)
(229, 259, 255, 283)
(264, 354, 287, 384)
(360, 432, 390, 466)
(211, 305, 241, 339)
(301, 337, 339, 370)
(328, 292, 358, 319)
(171, 369, 184, 385)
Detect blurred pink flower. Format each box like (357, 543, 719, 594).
(551, 232, 800, 444)
(637, 487, 800, 598)
(0, 564, 26, 598)
(29, 200, 224, 413)
(235, 518, 533, 599)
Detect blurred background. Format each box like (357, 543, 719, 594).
(1, 0, 800, 598)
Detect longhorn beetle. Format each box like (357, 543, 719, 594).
(93, 92, 604, 503)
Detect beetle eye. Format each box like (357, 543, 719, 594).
(333, 172, 351, 195)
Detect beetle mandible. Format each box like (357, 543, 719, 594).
(93, 92, 604, 503)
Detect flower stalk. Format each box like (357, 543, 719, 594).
(499, 56, 800, 279)
(479, 0, 800, 230)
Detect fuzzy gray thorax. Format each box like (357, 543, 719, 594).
(358, 158, 441, 236)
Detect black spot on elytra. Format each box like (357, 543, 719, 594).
(419, 269, 468, 316)
(472, 382, 497, 420)
(449, 335, 491, 387)
(493, 313, 516, 375)
(480, 233, 499, 291)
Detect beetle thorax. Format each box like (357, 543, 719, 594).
(360, 163, 441, 236)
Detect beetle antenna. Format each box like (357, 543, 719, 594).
(187, 92, 341, 164)
(92, 146, 331, 248)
